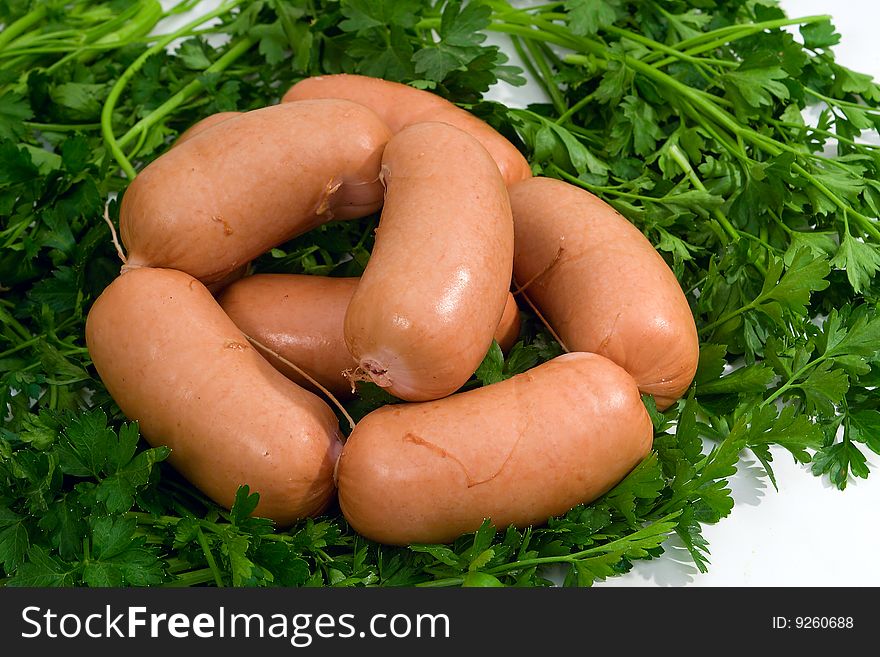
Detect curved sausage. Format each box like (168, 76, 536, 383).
(494, 293, 521, 352)
(205, 263, 249, 296)
(176, 114, 249, 295)
(343, 122, 514, 401)
(85, 267, 343, 524)
(217, 274, 522, 398)
(509, 177, 699, 409)
(120, 99, 392, 285)
(174, 111, 242, 146)
(174, 114, 249, 295)
(335, 352, 653, 545)
(283, 74, 532, 187)
(218, 274, 361, 399)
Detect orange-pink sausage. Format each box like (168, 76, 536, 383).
(343, 122, 514, 402)
(283, 74, 532, 186)
(336, 352, 653, 545)
(173, 113, 249, 295)
(494, 293, 521, 352)
(218, 274, 362, 399)
(509, 177, 699, 409)
(217, 274, 522, 399)
(120, 99, 392, 285)
(174, 111, 242, 146)
(85, 267, 343, 524)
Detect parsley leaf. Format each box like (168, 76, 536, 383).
(0, 90, 33, 141)
(565, 0, 621, 36)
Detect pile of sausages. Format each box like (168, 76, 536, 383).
(86, 74, 699, 546)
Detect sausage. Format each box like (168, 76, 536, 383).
(508, 177, 699, 409)
(174, 114, 249, 296)
(85, 267, 343, 524)
(205, 263, 249, 296)
(335, 352, 653, 545)
(120, 99, 392, 285)
(343, 122, 515, 401)
(217, 274, 522, 398)
(494, 292, 521, 352)
(218, 274, 361, 399)
(174, 111, 242, 146)
(282, 74, 532, 187)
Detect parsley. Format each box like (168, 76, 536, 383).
(1, 0, 878, 588)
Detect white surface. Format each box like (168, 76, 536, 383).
(484, 1, 880, 587)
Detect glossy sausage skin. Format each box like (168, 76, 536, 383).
(494, 293, 521, 352)
(120, 100, 392, 285)
(343, 122, 514, 401)
(205, 263, 249, 296)
(218, 274, 361, 399)
(85, 267, 343, 524)
(336, 352, 653, 545)
(509, 177, 699, 409)
(283, 74, 532, 187)
(174, 111, 242, 146)
(217, 274, 521, 398)
(173, 112, 249, 296)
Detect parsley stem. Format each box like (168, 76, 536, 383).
(126, 511, 183, 526)
(804, 87, 880, 114)
(509, 36, 549, 104)
(737, 230, 781, 255)
(699, 300, 759, 337)
(557, 122, 600, 141)
(0, 336, 41, 359)
(0, 6, 48, 51)
(25, 121, 101, 132)
(416, 577, 465, 588)
(0, 306, 32, 341)
(492, 514, 680, 573)
(763, 356, 825, 408)
(667, 144, 740, 244)
(521, 37, 568, 116)
(1, 218, 32, 249)
(417, 515, 681, 587)
(555, 89, 597, 125)
(606, 25, 738, 72)
(645, 15, 833, 68)
(126, 127, 150, 162)
(473, 20, 608, 69)
(483, 0, 561, 16)
(165, 557, 195, 574)
(163, 568, 218, 587)
(0, 29, 81, 50)
(547, 164, 708, 211)
(46, 377, 88, 387)
(196, 527, 225, 587)
(770, 119, 880, 149)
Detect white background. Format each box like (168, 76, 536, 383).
(485, 1, 880, 588)
(164, 1, 880, 586)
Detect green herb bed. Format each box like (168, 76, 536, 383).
(1, 0, 878, 587)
